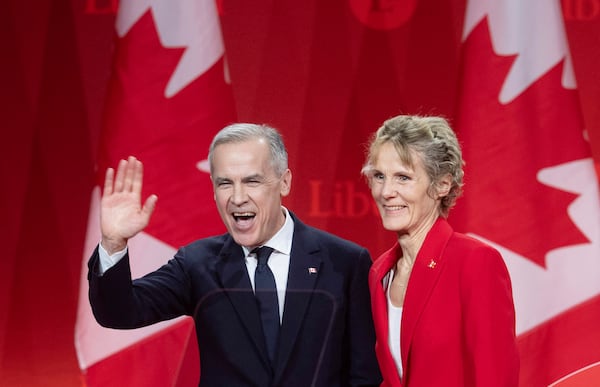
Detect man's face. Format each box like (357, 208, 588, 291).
(211, 138, 291, 248)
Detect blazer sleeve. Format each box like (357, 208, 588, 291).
(460, 244, 520, 386)
(346, 247, 383, 387)
(88, 245, 191, 329)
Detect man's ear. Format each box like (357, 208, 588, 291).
(280, 169, 292, 197)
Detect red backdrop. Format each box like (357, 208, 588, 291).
(1, 0, 599, 386)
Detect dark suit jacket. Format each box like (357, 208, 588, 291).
(88, 213, 381, 387)
(369, 218, 519, 387)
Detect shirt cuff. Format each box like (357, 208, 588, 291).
(98, 242, 128, 275)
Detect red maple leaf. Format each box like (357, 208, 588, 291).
(451, 18, 590, 267)
(99, 10, 236, 247)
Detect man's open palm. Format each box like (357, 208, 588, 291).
(100, 156, 157, 254)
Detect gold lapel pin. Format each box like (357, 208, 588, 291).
(428, 259, 437, 269)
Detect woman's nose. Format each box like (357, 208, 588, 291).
(381, 178, 397, 198)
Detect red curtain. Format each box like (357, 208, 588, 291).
(1, 1, 599, 385)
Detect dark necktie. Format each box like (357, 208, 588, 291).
(253, 246, 279, 364)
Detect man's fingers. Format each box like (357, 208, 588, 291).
(131, 157, 144, 195)
(142, 194, 158, 218)
(111, 156, 141, 193)
(123, 156, 137, 192)
(113, 158, 128, 192)
(103, 167, 115, 196)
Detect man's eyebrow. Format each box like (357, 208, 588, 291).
(242, 174, 264, 182)
(213, 176, 232, 184)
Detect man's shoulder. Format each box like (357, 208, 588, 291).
(293, 215, 367, 253)
(181, 233, 232, 254)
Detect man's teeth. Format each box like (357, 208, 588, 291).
(233, 212, 255, 220)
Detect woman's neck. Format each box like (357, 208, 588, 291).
(397, 215, 439, 267)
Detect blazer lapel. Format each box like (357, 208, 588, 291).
(401, 218, 453, 375)
(273, 222, 322, 381)
(215, 237, 271, 368)
(369, 243, 403, 387)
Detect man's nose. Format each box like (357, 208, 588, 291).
(231, 184, 248, 204)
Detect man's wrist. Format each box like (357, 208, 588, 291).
(98, 242, 128, 275)
(101, 237, 127, 255)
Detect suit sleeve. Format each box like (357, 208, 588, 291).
(347, 248, 383, 387)
(88, 245, 191, 328)
(461, 245, 520, 386)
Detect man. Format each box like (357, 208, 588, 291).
(88, 123, 381, 387)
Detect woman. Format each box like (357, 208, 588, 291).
(362, 115, 519, 386)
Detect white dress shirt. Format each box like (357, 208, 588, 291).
(242, 207, 293, 323)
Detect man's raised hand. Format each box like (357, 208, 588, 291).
(100, 156, 158, 255)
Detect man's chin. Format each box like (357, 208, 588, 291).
(230, 232, 259, 249)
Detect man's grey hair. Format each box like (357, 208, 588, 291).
(208, 123, 289, 177)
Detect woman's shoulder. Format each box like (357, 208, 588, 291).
(450, 229, 497, 249)
(444, 233, 512, 285)
(447, 230, 504, 264)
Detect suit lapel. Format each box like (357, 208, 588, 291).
(274, 221, 322, 380)
(401, 218, 452, 375)
(215, 237, 271, 368)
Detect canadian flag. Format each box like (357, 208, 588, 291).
(74, 0, 235, 385)
(453, 0, 600, 385)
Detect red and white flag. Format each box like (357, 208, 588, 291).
(453, 0, 600, 385)
(75, 0, 235, 385)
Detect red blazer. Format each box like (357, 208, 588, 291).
(369, 218, 519, 387)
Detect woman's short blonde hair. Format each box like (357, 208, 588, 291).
(362, 115, 464, 218)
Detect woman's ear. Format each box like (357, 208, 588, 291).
(436, 173, 453, 198)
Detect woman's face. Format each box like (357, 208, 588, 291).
(368, 142, 442, 237)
